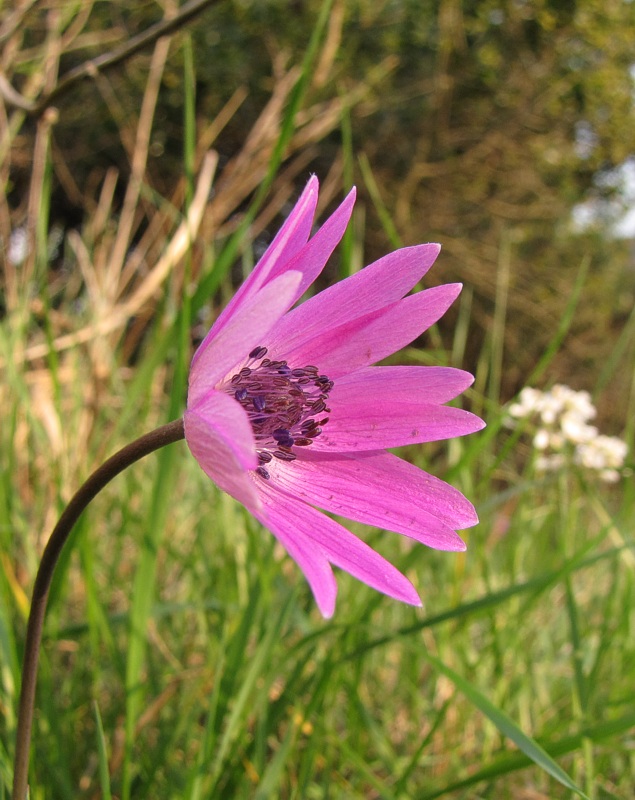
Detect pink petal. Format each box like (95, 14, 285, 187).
(277, 187, 356, 305)
(258, 482, 422, 609)
(314, 365, 483, 451)
(334, 366, 475, 404)
(188, 270, 302, 406)
(186, 389, 257, 469)
(266, 243, 441, 359)
(314, 401, 485, 452)
(254, 497, 338, 618)
(193, 176, 319, 355)
(276, 283, 463, 378)
(184, 402, 262, 514)
(266, 449, 475, 549)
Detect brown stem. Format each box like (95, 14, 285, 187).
(11, 418, 185, 800)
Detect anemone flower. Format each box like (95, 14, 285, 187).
(184, 177, 484, 617)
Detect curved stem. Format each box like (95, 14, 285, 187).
(11, 418, 185, 800)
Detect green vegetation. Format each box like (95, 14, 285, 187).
(1, 1, 634, 797)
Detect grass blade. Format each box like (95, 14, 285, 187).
(420, 652, 589, 799)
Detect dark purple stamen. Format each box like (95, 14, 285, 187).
(225, 345, 334, 477)
(273, 450, 297, 462)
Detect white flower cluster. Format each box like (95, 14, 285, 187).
(507, 384, 628, 482)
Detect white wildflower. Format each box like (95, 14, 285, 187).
(575, 435, 628, 481)
(8, 227, 29, 265)
(560, 414, 597, 444)
(508, 387, 543, 420)
(536, 453, 567, 472)
(507, 383, 628, 481)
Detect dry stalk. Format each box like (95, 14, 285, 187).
(15, 150, 217, 365)
(105, 31, 173, 299)
(22, 8, 63, 293)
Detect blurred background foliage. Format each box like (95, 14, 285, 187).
(3, 0, 635, 416)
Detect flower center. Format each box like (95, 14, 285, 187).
(226, 346, 333, 479)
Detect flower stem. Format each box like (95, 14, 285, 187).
(11, 418, 185, 800)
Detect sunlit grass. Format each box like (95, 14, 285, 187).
(3, 181, 634, 798)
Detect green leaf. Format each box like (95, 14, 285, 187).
(420, 652, 589, 799)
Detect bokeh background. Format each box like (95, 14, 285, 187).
(2, 1, 634, 798)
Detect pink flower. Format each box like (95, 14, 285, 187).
(184, 177, 484, 617)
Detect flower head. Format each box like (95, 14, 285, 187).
(506, 383, 629, 483)
(574, 435, 629, 482)
(184, 177, 484, 617)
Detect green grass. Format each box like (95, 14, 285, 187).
(2, 12, 635, 799)
(4, 379, 635, 800)
(3, 194, 634, 800)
